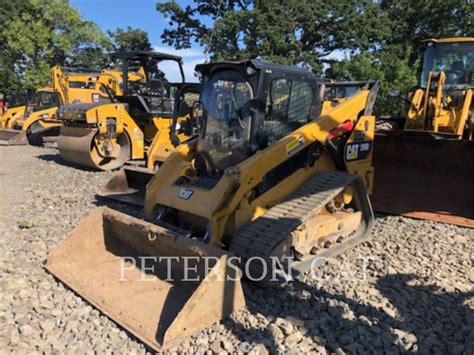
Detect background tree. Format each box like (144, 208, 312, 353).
(0, 0, 110, 91)
(107, 26, 153, 52)
(157, 0, 473, 115)
(157, 0, 389, 73)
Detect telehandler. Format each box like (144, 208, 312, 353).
(47, 60, 379, 350)
(0, 66, 137, 145)
(57, 51, 199, 171)
(372, 37, 474, 227)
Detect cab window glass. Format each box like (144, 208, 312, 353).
(263, 78, 313, 144)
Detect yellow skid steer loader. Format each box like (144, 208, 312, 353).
(47, 60, 379, 350)
(372, 37, 474, 227)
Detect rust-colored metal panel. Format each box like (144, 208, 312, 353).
(98, 166, 154, 206)
(0, 129, 27, 145)
(46, 208, 245, 350)
(372, 132, 474, 228)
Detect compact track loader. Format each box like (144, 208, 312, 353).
(0, 66, 133, 146)
(57, 51, 199, 172)
(372, 37, 474, 227)
(47, 60, 378, 350)
(99, 80, 368, 207)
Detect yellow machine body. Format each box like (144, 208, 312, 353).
(46, 61, 378, 351)
(144, 87, 376, 247)
(372, 37, 474, 227)
(57, 51, 197, 171)
(0, 66, 134, 145)
(404, 71, 473, 137)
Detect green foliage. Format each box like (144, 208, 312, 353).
(107, 26, 153, 52)
(327, 47, 417, 115)
(157, 0, 389, 73)
(0, 0, 109, 91)
(157, 0, 473, 115)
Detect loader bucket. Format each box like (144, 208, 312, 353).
(372, 131, 474, 228)
(0, 128, 27, 145)
(98, 166, 154, 206)
(46, 208, 245, 350)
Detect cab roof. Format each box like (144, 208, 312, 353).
(195, 59, 315, 80)
(111, 51, 182, 62)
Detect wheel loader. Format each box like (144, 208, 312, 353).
(372, 37, 474, 227)
(0, 66, 137, 146)
(57, 51, 199, 172)
(46, 60, 379, 350)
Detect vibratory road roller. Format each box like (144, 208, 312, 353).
(57, 51, 200, 173)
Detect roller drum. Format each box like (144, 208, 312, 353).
(58, 125, 130, 170)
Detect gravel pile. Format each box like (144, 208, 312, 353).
(0, 145, 472, 354)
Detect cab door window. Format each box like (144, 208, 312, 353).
(263, 78, 313, 145)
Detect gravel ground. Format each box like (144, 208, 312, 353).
(0, 145, 472, 354)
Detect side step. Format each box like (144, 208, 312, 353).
(46, 208, 245, 350)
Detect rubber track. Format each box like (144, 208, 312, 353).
(229, 171, 357, 260)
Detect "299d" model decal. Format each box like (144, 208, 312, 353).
(345, 141, 372, 161)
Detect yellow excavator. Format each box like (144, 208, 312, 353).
(47, 60, 379, 350)
(57, 51, 199, 172)
(372, 37, 474, 227)
(0, 66, 139, 145)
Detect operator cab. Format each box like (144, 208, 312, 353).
(27, 90, 61, 113)
(191, 60, 321, 178)
(111, 51, 186, 117)
(3, 91, 29, 112)
(419, 38, 474, 89)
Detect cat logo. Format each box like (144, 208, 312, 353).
(92, 93, 100, 103)
(345, 141, 372, 161)
(178, 188, 193, 200)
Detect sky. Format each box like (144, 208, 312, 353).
(70, 0, 346, 80)
(70, 0, 206, 82)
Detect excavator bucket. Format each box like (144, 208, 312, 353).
(46, 208, 246, 350)
(0, 129, 27, 145)
(98, 166, 154, 206)
(372, 132, 474, 228)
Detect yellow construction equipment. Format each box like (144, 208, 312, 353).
(98, 82, 200, 205)
(47, 60, 379, 350)
(57, 50, 199, 172)
(99, 80, 368, 206)
(0, 91, 31, 144)
(0, 66, 136, 145)
(372, 37, 474, 227)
